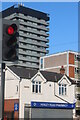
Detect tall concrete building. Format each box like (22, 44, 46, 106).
(2, 4, 49, 69)
(40, 50, 80, 115)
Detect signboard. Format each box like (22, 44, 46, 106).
(14, 103, 19, 111)
(31, 101, 75, 109)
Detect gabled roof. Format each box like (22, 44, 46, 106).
(8, 66, 76, 84)
(40, 71, 76, 84)
(40, 71, 63, 82)
(8, 66, 37, 79)
(65, 75, 76, 84)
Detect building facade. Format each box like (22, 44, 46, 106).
(4, 66, 76, 119)
(2, 4, 49, 69)
(40, 50, 80, 115)
(40, 51, 80, 80)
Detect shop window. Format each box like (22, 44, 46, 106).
(59, 84, 67, 95)
(32, 81, 41, 93)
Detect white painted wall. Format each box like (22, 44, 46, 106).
(5, 68, 76, 118)
(19, 72, 75, 118)
(5, 68, 20, 99)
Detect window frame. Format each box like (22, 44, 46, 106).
(32, 81, 41, 94)
(40, 58, 43, 69)
(59, 84, 67, 96)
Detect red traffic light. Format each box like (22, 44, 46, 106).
(8, 26, 14, 35)
(7, 24, 17, 35)
(2, 20, 19, 62)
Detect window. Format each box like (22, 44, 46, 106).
(77, 55, 80, 61)
(16, 85, 18, 93)
(75, 55, 77, 61)
(40, 58, 43, 69)
(59, 84, 67, 95)
(74, 54, 80, 61)
(75, 67, 80, 74)
(32, 81, 41, 93)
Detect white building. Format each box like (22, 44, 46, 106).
(39, 50, 80, 115)
(4, 66, 76, 119)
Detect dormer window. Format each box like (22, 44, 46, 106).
(59, 84, 67, 95)
(32, 81, 41, 93)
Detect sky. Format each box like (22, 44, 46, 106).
(1, 2, 78, 55)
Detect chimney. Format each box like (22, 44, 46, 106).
(60, 66, 65, 75)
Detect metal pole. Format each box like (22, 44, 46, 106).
(1, 63, 5, 119)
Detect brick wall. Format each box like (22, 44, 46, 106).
(69, 66, 74, 78)
(69, 53, 74, 65)
(4, 99, 19, 118)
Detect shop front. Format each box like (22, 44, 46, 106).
(24, 101, 75, 119)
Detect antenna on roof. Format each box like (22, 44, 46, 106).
(18, 2, 24, 7)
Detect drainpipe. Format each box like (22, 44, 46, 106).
(19, 78, 22, 119)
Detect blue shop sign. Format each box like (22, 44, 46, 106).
(14, 103, 19, 111)
(31, 101, 75, 109)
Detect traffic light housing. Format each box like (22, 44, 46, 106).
(2, 19, 19, 62)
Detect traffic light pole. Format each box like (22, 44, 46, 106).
(1, 63, 5, 119)
(0, 19, 19, 119)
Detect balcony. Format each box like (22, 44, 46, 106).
(19, 49, 40, 57)
(47, 39, 49, 43)
(45, 44, 49, 48)
(19, 44, 47, 53)
(15, 13, 49, 26)
(19, 56, 39, 63)
(19, 38, 49, 48)
(20, 21, 49, 32)
(5, 13, 49, 26)
(19, 26, 49, 37)
(19, 32, 48, 42)
(17, 63, 39, 69)
(46, 50, 49, 54)
(4, 13, 16, 19)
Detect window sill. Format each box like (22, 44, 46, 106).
(59, 94, 67, 97)
(32, 92, 42, 95)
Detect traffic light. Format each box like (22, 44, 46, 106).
(2, 19, 19, 62)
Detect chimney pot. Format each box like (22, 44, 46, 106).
(60, 66, 65, 75)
